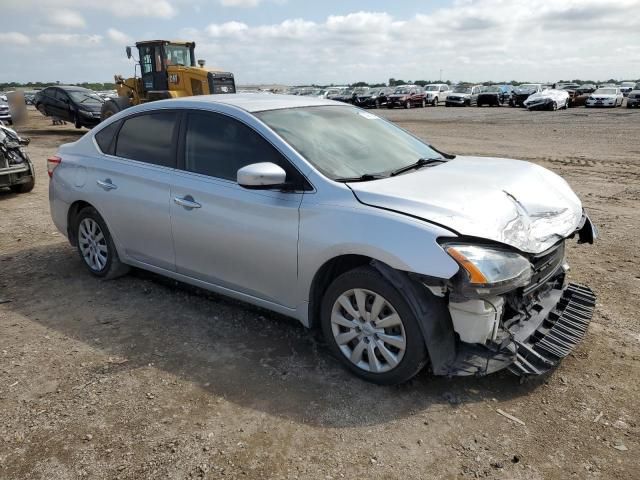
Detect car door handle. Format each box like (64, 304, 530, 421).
(173, 195, 202, 209)
(96, 179, 117, 191)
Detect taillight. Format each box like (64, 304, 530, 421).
(47, 156, 61, 178)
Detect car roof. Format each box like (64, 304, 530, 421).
(53, 85, 94, 92)
(150, 93, 342, 113)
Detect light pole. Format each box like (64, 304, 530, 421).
(439, 69, 442, 82)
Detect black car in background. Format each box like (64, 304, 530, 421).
(476, 85, 511, 106)
(510, 84, 544, 107)
(627, 84, 640, 108)
(353, 87, 393, 108)
(34, 86, 104, 128)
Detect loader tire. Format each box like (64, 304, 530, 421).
(100, 97, 131, 122)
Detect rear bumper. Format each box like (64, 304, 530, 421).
(446, 282, 595, 377)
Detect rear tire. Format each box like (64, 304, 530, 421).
(433, 98, 438, 107)
(100, 96, 131, 121)
(320, 266, 428, 385)
(74, 207, 129, 279)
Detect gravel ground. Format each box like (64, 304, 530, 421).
(1, 105, 639, 479)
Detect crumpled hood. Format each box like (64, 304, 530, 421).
(348, 156, 583, 254)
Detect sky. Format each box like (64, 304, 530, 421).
(1, 0, 639, 85)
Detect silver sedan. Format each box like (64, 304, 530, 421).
(49, 94, 597, 384)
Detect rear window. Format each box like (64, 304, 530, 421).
(115, 112, 178, 167)
(94, 120, 121, 155)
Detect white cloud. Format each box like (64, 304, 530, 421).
(36, 33, 103, 46)
(49, 9, 86, 28)
(220, 0, 262, 7)
(0, 32, 30, 46)
(107, 28, 132, 44)
(196, 1, 640, 84)
(206, 21, 249, 37)
(3, 0, 176, 18)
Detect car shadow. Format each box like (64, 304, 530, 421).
(0, 242, 548, 428)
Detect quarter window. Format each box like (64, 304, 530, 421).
(184, 111, 288, 182)
(95, 120, 121, 155)
(115, 112, 177, 167)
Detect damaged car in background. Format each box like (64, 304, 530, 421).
(0, 123, 35, 193)
(510, 84, 545, 107)
(48, 94, 597, 384)
(524, 89, 570, 111)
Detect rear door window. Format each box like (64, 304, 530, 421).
(115, 112, 178, 168)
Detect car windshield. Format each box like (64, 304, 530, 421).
(453, 86, 471, 94)
(256, 105, 443, 181)
(594, 88, 616, 95)
(164, 45, 192, 66)
(394, 87, 411, 94)
(68, 91, 104, 104)
(425, 86, 440, 91)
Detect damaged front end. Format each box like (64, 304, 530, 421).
(434, 214, 597, 377)
(0, 124, 34, 191)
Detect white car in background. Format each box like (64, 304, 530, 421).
(422, 84, 452, 106)
(523, 89, 570, 111)
(585, 87, 624, 108)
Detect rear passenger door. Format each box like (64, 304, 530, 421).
(170, 110, 303, 307)
(90, 112, 178, 271)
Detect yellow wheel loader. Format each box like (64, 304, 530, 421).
(101, 40, 235, 120)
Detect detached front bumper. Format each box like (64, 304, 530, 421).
(447, 282, 595, 377)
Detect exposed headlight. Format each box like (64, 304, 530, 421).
(444, 243, 532, 296)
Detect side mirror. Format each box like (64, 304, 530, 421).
(237, 162, 287, 189)
(126, 46, 132, 59)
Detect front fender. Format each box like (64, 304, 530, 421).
(297, 200, 460, 308)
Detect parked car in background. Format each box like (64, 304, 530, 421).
(523, 89, 570, 111)
(576, 84, 597, 95)
(476, 85, 509, 106)
(387, 85, 426, 109)
(445, 84, 481, 107)
(620, 82, 636, 97)
(510, 84, 545, 107)
(353, 87, 393, 108)
(626, 84, 640, 108)
(0, 99, 12, 125)
(48, 94, 597, 384)
(317, 87, 348, 99)
(34, 86, 104, 128)
(585, 87, 624, 108)
(332, 89, 357, 104)
(422, 84, 452, 106)
(0, 123, 35, 193)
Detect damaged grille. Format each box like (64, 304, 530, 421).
(524, 242, 565, 295)
(510, 284, 595, 375)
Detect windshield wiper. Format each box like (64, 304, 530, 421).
(335, 173, 387, 183)
(390, 157, 445, 177)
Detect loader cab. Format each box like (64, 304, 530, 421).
(131, 41, 196, 96)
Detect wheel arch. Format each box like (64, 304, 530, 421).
(308, 254, 373, 329)
(66, 200, 94, 246)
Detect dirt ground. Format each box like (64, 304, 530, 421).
(1, 105, 639, 480)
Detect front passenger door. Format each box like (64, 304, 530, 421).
(170, 110, 304, 307)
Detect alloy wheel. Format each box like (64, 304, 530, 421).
(78, 218, 108, 272)
(330, 288, 406, 373)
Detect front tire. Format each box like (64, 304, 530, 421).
(75, 207, 129, 279)
(320, 266, 428, 385)
(433, 98, 438, 107)
(100, 96, 131, 121)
